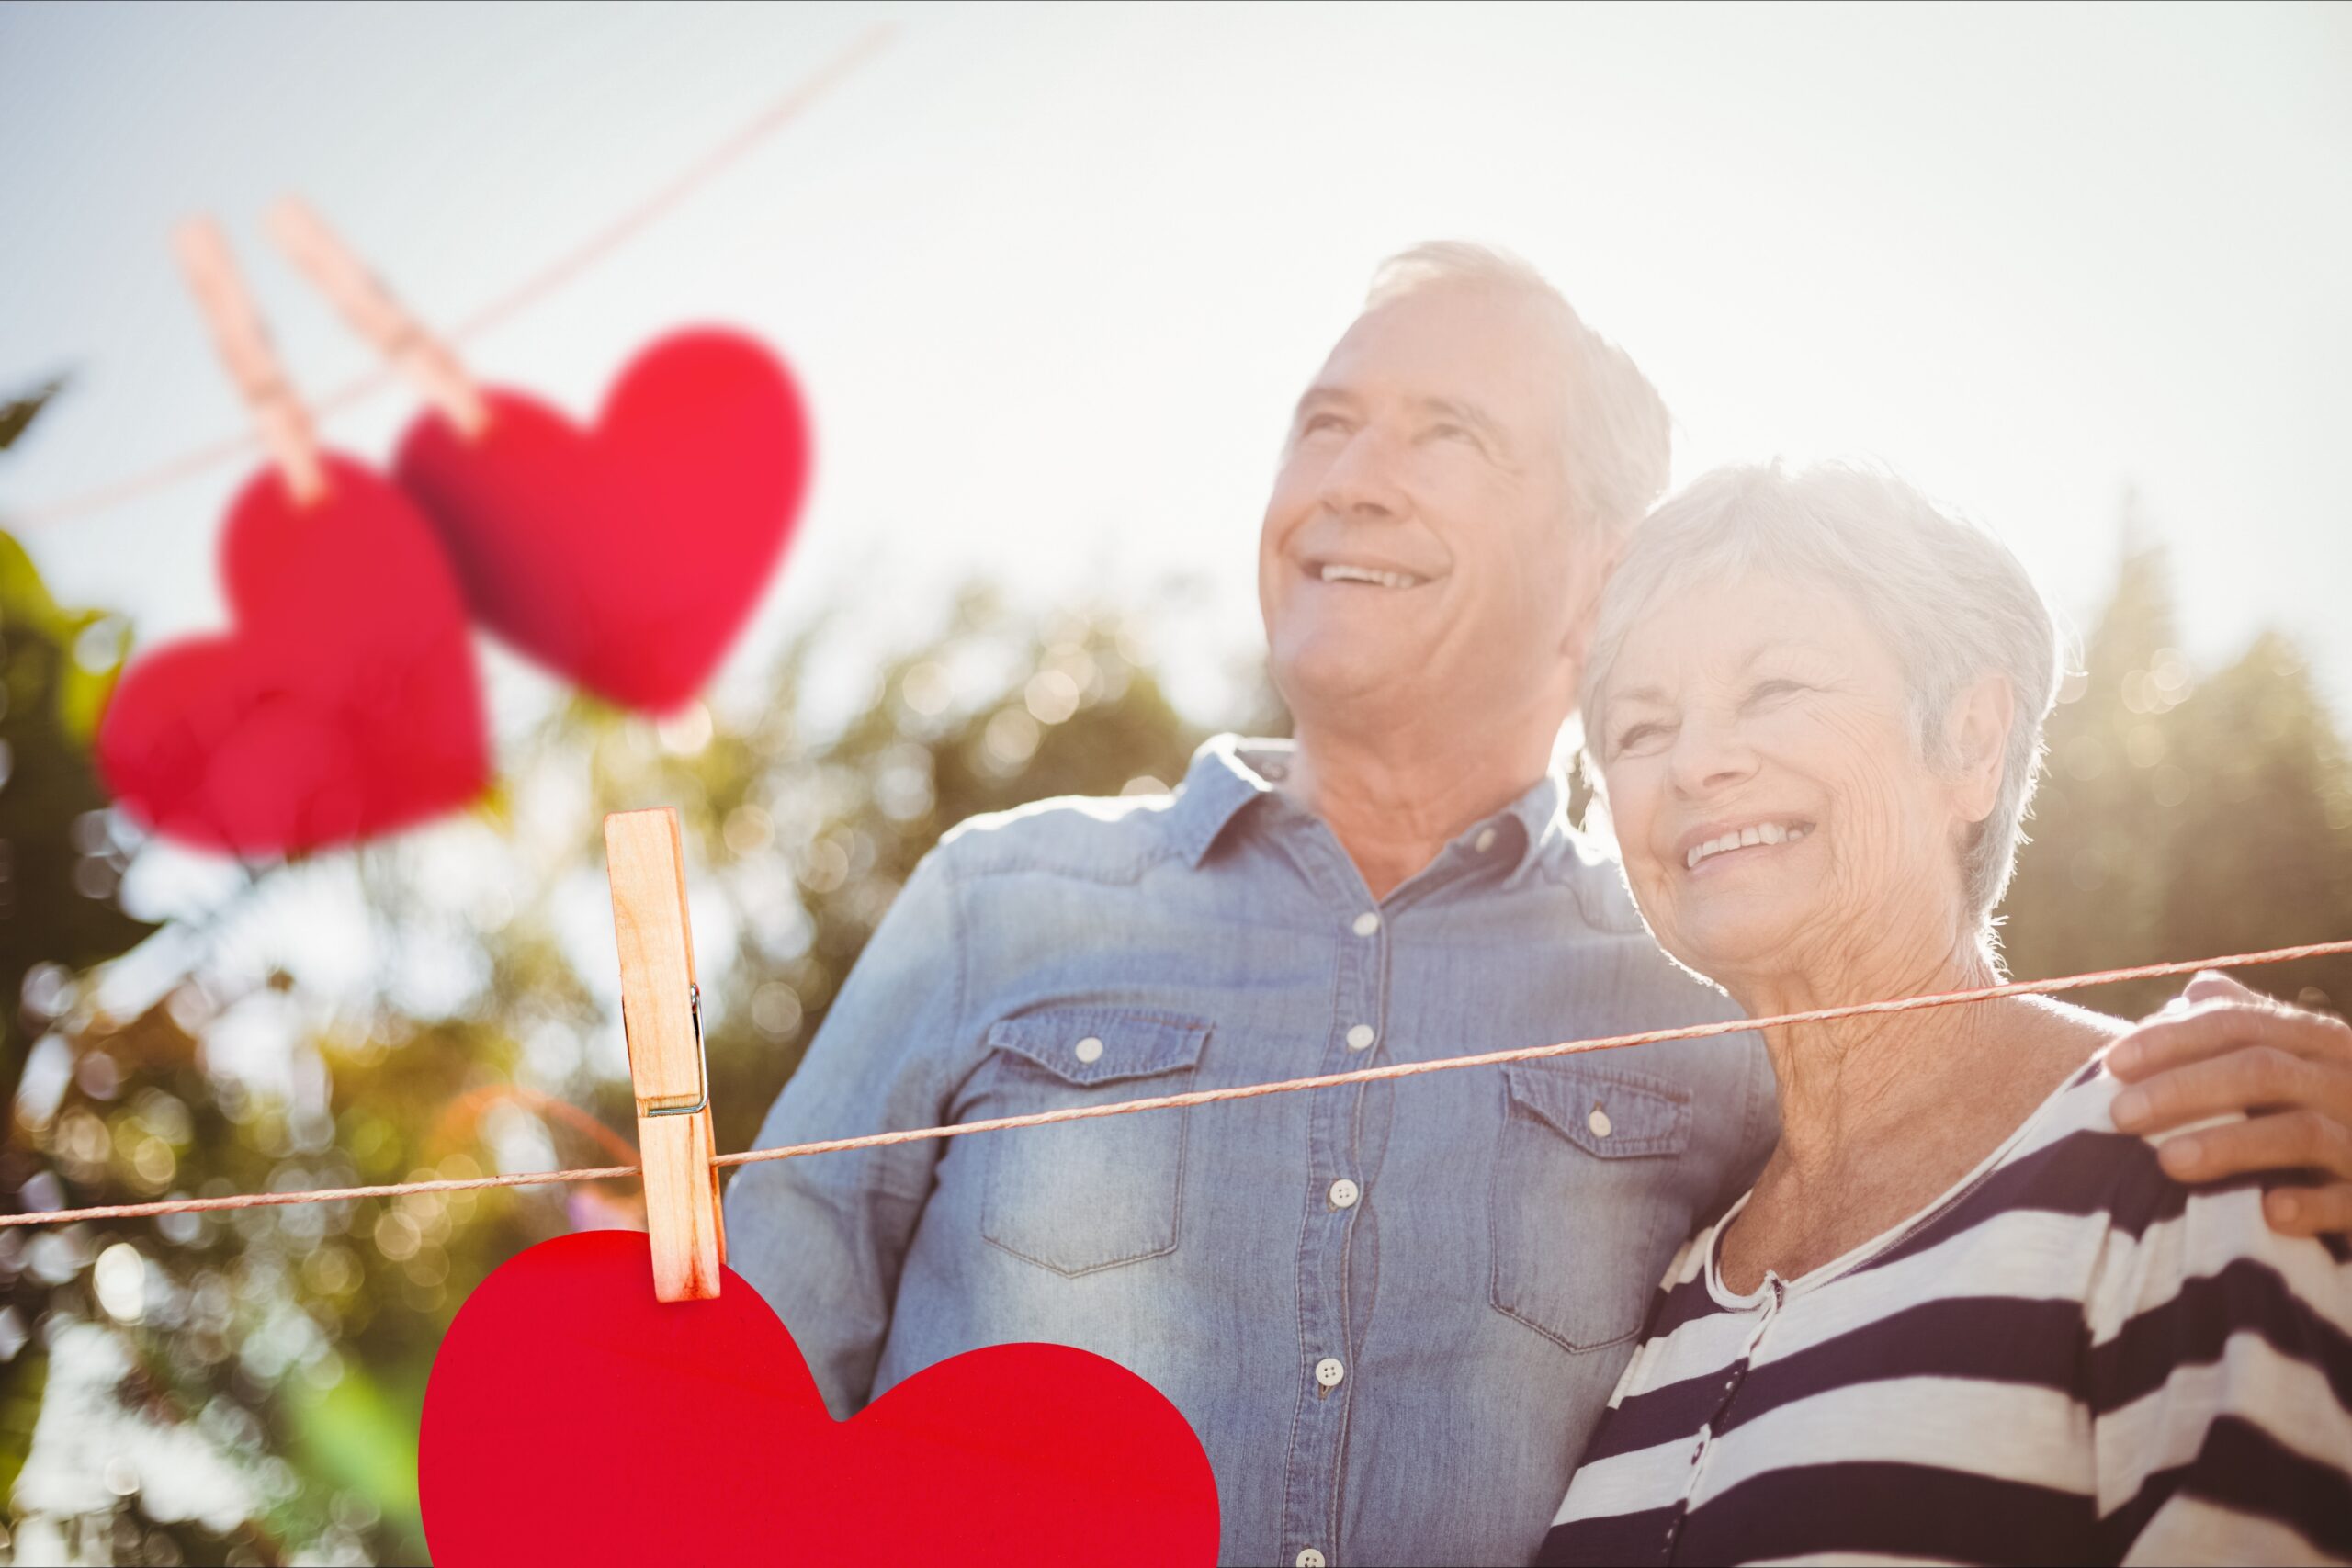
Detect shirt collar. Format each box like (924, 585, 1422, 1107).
(1496, 768, 1573, 888)
(1171, 733, 1571, 882)
(1169, 734, 1289, 867)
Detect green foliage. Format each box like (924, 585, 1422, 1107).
(5, 585, 1229, 1563)
(0, 378, 151, 1112)
(0, 572, 152, 1082)
(0, 386, 161, 1562)
(0, 531, 131, 751)
(1999, 536, 2352, 1016)
(0, 383, 128, 748)
(0, 382, 65, 461)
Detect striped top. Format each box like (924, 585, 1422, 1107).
(1539, 1057, 2352, 1566)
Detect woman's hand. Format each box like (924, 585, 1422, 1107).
(2108, 971, 2352, 1238)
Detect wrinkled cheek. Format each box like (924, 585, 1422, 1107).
(1823, 763, 1928, 912)
(1590, 753, 1670, 883)
(1630, 863, 1678, 939)
(1600, 764, 1662, 848)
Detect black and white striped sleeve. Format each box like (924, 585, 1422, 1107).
(2087, 1176, 2352, 1565)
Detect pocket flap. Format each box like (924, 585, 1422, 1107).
(985, 1007, 1212, 1088)
(1502, 1062, 1691, 1157)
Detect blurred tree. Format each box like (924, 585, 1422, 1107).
(1998, 525, 2178, 988)
(0, 383, 65, 457)
(0, 379, 159, 1553)
(1999, 525, 2352, 1017)
(2154, 633, 2352, 1003)
(5, 582, 1240, 1563)
(0, 378, 152, 1104)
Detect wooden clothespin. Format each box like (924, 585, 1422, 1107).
(604, 807, 727, 1302)
(173, 217, 328, 506)
(266, 197, 492, 439)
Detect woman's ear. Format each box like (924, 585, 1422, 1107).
(1945, 673, 2015, 824)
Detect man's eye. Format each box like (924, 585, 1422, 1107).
(1301, 413, 1349, 437)
(1747, 679, 1804, 705)
(1425, 423, 1474, 445)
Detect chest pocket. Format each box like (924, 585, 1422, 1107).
(974, 1007, 1210, 1277)
(1489, 1060, 1694, 1353)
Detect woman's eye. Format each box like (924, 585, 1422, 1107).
(1425, 423, 1475, 446)
(1747, 679, 1804, 705)
(1301, 413, 1349, 437)
(1613, 722, 1668, 753)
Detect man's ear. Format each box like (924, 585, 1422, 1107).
(1559, 527, 1627, 669)
(1945, 672, 2015, 824)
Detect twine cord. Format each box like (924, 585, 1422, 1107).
(8, 936, 2346, 1231)
(11, 26, 895, 529)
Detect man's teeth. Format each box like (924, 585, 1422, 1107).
(1685, 822, 1812, 870)
(1318, 563, 1422, 588)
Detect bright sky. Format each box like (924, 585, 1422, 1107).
(4, 1, 2350, 734)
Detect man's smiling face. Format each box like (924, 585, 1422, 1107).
(1259, 284, 1591, 739)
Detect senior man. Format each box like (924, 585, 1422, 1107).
(727, 243, 2352, 1567)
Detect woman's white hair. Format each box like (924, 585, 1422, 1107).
(1580, 461, 2064, 938)
(1365, 242, 1670, 538)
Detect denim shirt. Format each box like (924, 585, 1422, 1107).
(725, 736, 1778, 1568)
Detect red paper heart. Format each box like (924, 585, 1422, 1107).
(394, 329, 809, 715)
(96, 456, 488, 855)
(420, 1231, 1219, 1565)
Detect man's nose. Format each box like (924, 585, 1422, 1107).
(1316, 424, 1411, 521)
(1668, 711, 1758, 795)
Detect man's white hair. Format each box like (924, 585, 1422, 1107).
(1580, 461, 2064, 941)
(1365, 241, 1671, 537)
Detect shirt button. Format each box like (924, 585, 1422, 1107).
(1589, 1104, 1613, 1138)
(1351, 911, 1380, 937)
(1345, 1024, 1375, 1051)
(1295, 1551, 1327, 1568)
(1329, 1179, 1361, 1210)
(1074, 1036, 1104, 1065)
(1475, 828, 1498, 852)
(1314, 1356, 1346, 1389)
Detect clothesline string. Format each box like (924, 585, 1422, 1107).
(11, 25, 895, 529)
(7, 935, 2347, 1232)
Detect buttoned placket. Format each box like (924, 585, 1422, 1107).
(1665, 1275, 1786, 1562)
(1258, 795, 1527, 1568)
(1272, 825, 1398, 1568)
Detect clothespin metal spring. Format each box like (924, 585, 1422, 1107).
(636, 983, 708, 1120)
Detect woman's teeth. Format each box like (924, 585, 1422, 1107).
(1318, 563, 1423, 589)
(1685, 822, 1811, 870)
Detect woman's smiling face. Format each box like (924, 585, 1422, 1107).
(1596, 572, 1996, 994)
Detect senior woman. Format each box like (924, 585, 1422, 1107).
(1537, 463, 2350, 1566)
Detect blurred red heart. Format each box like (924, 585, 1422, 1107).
(420, 1231, 1219, 1566)
(96, 456, 488, 855)
(394, 329, 809, 715)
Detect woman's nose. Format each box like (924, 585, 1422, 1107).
(1317, 426, 1411, 521)
(1668, 713, 1758, 795)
